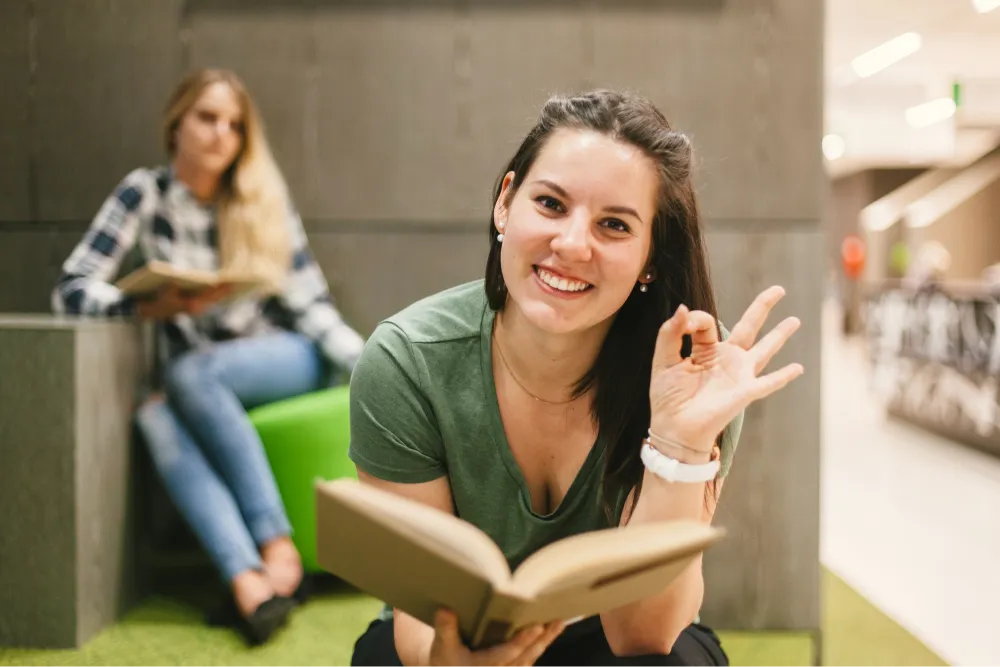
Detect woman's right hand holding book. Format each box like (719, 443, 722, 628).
(136, 284, 231, 321)
(427, 610, 564, 666)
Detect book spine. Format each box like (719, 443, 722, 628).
(470, 591, 523, 649)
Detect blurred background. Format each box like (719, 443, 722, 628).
(0, 1, 998, 665)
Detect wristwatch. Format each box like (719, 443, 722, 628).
(640, 442, 720, 483)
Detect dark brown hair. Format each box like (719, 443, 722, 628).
(484, 90, 719, 521)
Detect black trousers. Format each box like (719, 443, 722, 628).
(351, 616, 729, 666)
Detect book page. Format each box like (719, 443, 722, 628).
(509, 520, 722, 597)
(499, 556, 698, 633)
(116, 261, 268, 300)
(316, 480, 513, 640)
(476, 521, 721, 635)
(356, 485, 512, 582)
(116, 260, 221, 296)
(215, 270, 269, 294)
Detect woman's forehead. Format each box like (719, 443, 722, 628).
(528, 130, 658, 212)
(193, 82, 241, 114)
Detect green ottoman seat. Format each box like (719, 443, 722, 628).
(249, 385, 355, 573)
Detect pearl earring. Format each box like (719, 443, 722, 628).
(497, 221, 505, 243)
(639, 273, 652, 293)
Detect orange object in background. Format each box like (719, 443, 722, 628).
(841, 234, 866, 280)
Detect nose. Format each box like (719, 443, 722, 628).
(550, 211, 592, 262)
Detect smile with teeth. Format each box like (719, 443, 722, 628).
(534, 267, 592, 293)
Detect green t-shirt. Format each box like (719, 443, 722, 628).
(348, 279, 743, 574)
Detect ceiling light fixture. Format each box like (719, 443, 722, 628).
(972, 0, 1000, 13)
(822, 134, 846, 160)
(851, 32, 922, 78)
(906, 98, 957, 128)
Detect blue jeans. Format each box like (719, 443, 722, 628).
(135, 331, 327, 583)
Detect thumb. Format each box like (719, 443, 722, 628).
(652, 305, 688, 370)
(433, 609, 462, 654)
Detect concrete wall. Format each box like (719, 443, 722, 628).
(0, 0, 824, 636)
(0, 317, 144, 648)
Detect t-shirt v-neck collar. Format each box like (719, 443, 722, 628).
(478, 303, 607, 522)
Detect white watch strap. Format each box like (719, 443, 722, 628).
(640, 443, 720, 483)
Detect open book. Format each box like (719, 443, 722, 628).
(115, 260, 266, 299)
(316, 479, 724, 648)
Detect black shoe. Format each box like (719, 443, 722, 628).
(292, 574, 313, 604)
(206, 594, 298, 646)
(235, 595, 297, 646)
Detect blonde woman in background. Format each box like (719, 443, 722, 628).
(53, 68, 364, 645)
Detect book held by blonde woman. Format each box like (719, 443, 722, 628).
(115, 259, 267, 299)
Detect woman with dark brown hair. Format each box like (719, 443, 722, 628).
(347, 90, 803, 666)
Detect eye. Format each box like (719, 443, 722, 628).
(535, 195, 565, 213)
(197, 110, 216, 123)
(601, 218, 631, 233)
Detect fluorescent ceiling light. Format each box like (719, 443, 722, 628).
(906, 98, 957, 128)
(972, 0, 1000, 13)
(851, 32, 922, 78)
(822, 134, 846, 160)
(862, 202, 896, 232)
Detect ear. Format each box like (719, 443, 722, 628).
(493, 171, 516, 233)
(639, 266, 657, 286)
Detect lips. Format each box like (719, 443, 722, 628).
(534, 266, 593, 293)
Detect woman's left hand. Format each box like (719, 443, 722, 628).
(647, 286, 804, 452)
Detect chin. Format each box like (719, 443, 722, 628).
(514, 294, 607, 337)
(200, 156, 235, 175)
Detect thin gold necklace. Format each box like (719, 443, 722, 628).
(493, 320, 577, 405)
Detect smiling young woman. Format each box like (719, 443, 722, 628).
(347, 90, 804, 666)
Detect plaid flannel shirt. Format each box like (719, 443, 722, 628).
(52, 166, 365, 374)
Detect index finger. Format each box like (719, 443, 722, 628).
(685, 310, 719, 346)
(512, 621, 565, 666)
(726, 286, 786, 349)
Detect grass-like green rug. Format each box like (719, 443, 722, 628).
(0, 569, 945, 666)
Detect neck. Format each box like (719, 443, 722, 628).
(172, 158, 220, 202)
(494, 303, 609, 405)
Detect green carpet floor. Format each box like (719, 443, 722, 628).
(0, 569, 945, 666)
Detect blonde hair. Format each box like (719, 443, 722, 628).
(162, 68, 291, 294)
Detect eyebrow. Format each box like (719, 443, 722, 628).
(532, 178, 645, 224)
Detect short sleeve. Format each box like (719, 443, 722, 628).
(717, 321, 744, 478)
(347, 321, 447, 483)
(717, 408, 744, 479)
